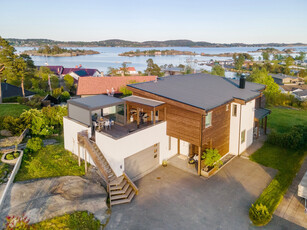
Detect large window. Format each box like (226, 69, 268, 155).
(232, 104, 237, 117)
(205, 112, 212, 128)
(241, 130, 246, 144)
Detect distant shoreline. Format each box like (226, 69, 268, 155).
(22, 49, 100, 57)
(8, 38, 307, 48)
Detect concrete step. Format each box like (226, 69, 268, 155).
(111, 187, 133, 201)
(111, 190, 136, 206)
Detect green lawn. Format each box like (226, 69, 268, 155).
(249, 106, 307, 223)
(32, 211, 103, 230)
(15, 142, 87, 181)
(250, 143, 306, 213)
(268, 107, 307, 132)
(0, 104, 30, 117)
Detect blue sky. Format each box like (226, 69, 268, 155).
(1, 0, 306, 43)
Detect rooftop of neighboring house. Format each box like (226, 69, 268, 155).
(128, 73, 265, 111)
(37, 65, 64, 75)
(76, 75, 158, 96)
(293, 89, 307, 97)
(162, 67, 183, 72)
(269, 73, 299, 80)
(62, 68, 99, 76)
(280, 84, 307, 92)
(127, 67, 136, 72)
(1, 82, 35, 98)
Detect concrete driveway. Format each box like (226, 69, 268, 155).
(106, 157, 304, 230)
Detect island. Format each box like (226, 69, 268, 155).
(22, 45, 100, 57)
(200, 52, 234, 57)
(249, 47, 295, 54)
(119, 49, 197, 57)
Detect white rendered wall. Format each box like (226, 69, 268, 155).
(229, 99, 255, 155)
(95, 121, 177, 177)
(180, 139, 190, 156)
(63, 117, 95, 165)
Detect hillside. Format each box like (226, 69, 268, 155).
(7, 38, 307, 48)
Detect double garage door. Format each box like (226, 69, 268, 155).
(124, 143, 159, 181)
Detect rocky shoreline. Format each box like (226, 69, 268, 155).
(22, 49, 100, 57)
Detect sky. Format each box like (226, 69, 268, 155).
(1, 0, 306, 44)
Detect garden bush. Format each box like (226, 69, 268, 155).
(3, 96, 18, 103)
(249, 203, 271, 226)
(60, 91, 70, 102)
(26, 137, 43, 152)
(2, 116, 24, 135)
(201, 148, 223, 169)
(267, 125, 307, 149)
(17, 96, 29, 105)
(25, 95, 43, 109)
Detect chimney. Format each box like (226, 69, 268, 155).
(239, 74, 246, 89)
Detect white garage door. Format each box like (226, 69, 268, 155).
(124, 143, 159, 181)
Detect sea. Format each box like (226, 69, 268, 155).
(15, 46, 307, 78)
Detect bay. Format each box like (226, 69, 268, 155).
(15, 46, 307, 78)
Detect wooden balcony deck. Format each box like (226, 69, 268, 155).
(98, 121, 162, 139)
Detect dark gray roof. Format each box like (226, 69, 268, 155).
(68, 95, 124, 110)
(255, 108, 271, 120)
(270, 73, 297, 80)
(128, 74, 265, 111)
(1, 83, 35, 98)
(123, 95, 164, 107)
(293, 90, 307, 97)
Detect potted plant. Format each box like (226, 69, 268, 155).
(201, 148, 223, 177)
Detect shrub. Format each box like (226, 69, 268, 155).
(25, 95, 43, 109)
(26, 137, 43, 152)
(2, 116, 25, 135)
(249, 203, 271, 226)
(60, 91, 70, 102)
(5, 214, 32, 230)
(52, 87, 63, 98)
(17, 96, 29, 105)
(3, 96, 18, 103)
(267, 125, 307, 149)
(201, 148, 223, 169)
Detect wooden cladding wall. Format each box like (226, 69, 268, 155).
(132, 91, 202, 146)
(255, 95, 265, 109)
(202, 104, 230, 156)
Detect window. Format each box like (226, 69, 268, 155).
(205, 112, 212, 128)
(241, 130, 246, 144)
(232, 104, 237, 117)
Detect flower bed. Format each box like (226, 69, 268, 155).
(1, 150, 23, 165)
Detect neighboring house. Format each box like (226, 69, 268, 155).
(38, 65, 64, 76)
(1, 81, 35, 99)
(117, 67, 139, 76)
(270, 73, 304, 85)
(163, 67, 183, 76)
(76, 76, 157, 97)
(62, 68, 101, 80)
(64, 73, 269, 204)
(279, 84, 307, 94)
(293, 90, 307, 101)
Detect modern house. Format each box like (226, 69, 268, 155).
(163, 67, 183, 76)
(270, 73, 304, 85)
(1, 81, 35, 100)
(62, 68, 101, 80)
(63, 73, 269, 205)
(293, 90, 307, 101)
(76, 76, 158, 97)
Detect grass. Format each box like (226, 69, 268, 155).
(32, 211, 102, 230)
(0, 103, 30, 117)
(15, 141, 87, 182)
(250, 143, 306, 213)
(249, 106, 307, 223)
(268, 107, 307, 132)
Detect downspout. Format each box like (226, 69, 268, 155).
(237, 105, 242, 155)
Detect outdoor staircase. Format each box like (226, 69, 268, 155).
(109, 173, 138, 206)
(77, 131, 138, 206)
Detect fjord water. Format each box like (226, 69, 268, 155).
(15, 46, 307, 76)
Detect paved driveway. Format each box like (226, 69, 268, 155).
(106, 157, 304, 230)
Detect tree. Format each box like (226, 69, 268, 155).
(144, 59, 163, 77)
(64, 74, 74, 91)
(285, 56, 294, 66)
(233, 53, 245, 70)
(296, 52, 306, 61)
(211, 64, 225, 77)
(262, 51, 269, 61)
(121, 62, 129, 76)
(0, 37, 16, 103)
(107, 67, 119, 76)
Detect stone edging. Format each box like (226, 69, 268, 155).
(0, 150, 24, 209)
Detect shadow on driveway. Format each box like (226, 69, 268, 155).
(106, 157, 304, 230)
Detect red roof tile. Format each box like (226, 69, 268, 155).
(77, 76, 157, 95)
